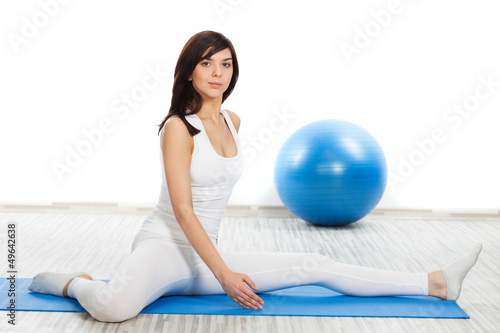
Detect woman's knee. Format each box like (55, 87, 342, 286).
(87, 293, 141, 323)
(75, 282, 143, 323)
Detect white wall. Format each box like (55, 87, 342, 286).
(1, 0, 499, 210)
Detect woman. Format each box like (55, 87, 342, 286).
(28, 31, 482, 323)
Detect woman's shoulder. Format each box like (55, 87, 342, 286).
(165, 113, 198, 128)
(164, 114, 187, 128)
(161, 115, 194, 150)
(224, 109, 240, 133)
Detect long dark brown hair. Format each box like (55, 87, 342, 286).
(157, 31, 239, 136)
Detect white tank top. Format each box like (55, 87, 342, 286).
(139, 109, 244, 245)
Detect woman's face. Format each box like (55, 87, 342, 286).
(189, 47, 233, 102)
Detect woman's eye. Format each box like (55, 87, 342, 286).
(223, 63, 231, 67)
(201, 62, 210, 66)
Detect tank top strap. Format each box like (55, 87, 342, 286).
(220, 109, 238, 141)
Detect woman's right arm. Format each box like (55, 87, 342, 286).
(160, 116, 264, 310)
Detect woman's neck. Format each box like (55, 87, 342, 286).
(197, 98, 223, 123)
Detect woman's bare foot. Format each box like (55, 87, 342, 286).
(62, 274, 92, 298)
(428, 270, 447, 299)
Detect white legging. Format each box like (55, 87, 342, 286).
(68, 231, 428, 323)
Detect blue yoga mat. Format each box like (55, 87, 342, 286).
(1, 278, 469, 318)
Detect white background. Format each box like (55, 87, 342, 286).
(1, 0, 499, 210)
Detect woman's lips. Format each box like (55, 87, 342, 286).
(209, 82, 222, 88)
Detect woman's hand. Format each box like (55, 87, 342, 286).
(218, 269, 264, 310)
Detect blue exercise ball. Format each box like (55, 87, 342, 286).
(274, 119, 387, 226)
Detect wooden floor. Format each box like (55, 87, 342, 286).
(0, 206, 499, 333)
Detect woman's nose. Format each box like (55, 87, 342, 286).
(213, 64, 222, 77)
